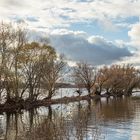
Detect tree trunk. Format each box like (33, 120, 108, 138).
(29, 86, 34, 100)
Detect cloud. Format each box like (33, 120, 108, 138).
(49, 30, 132, 65)
(128, 22, 140, 47)
(0, 0, 140, 66)
(26, 16, 39, 22)
(0, 0, 28, 8)
(1, 0, 140, 30)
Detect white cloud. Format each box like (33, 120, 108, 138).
(1, 0, 140, 30)
(128, 22, 140, 47)
(114, 22, 140, 67)
(1, 0, 140, 66)
(51, 29, 87, 37)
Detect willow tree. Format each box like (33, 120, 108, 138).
(121, 65, 140, 96)
(0, 22, 17, 101)
(99, 64, 140, 96)
(94, 66, 111, 95)
(0, 21, 29, 103)
(17, 42, 57, 101)
(41, 55, 66, 99)
(73, 62, 97, 95)
(10, 26, 27, 99)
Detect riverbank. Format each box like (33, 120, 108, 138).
(0, 94, 101, 113)
(1, 90, 137, 113)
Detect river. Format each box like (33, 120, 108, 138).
(0, 89, 140, 140)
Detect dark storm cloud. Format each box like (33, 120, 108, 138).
(50, 33, 132, 65)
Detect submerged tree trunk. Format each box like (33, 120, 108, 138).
(94, 90, 101, 96)
(47, 91, 53, 99)
(5, 81, 12, 103)
(29, 86, 34, 101)
(126, 89, 132, 96)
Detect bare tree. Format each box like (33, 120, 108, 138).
(11, 25, 27, 99)
(41, 55, 66, 99)
(73, 62, 97, 96)
(0, 22, 17, 101)
(19, 42, 57, 101)
(99, 64, 140, 96)
(94, 67, 110, 95)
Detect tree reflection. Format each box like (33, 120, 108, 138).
(99, 98, 135, 121)
(0, 98, 137, 140)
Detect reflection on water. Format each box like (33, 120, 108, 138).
(0, 97, 140, 140)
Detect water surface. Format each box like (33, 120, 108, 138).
(0, 90, 140, 140)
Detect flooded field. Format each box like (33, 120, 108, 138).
(0, 89, 140, 140)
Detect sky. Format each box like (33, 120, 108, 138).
(0, 0, 140, 66)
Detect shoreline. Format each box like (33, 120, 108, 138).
(0, 94, 101, 113)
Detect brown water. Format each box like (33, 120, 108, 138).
(0, 97, 140, 140)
